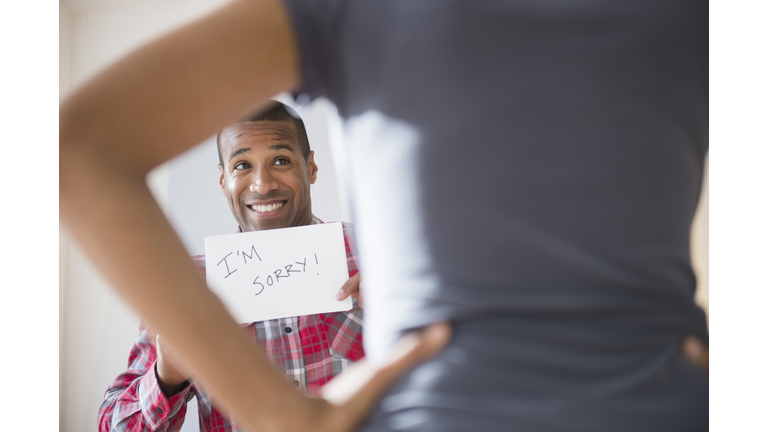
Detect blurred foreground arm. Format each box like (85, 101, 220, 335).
(60, 0, 451, 430)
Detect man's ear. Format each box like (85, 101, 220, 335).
(307, 151, 318, 184)
(218, 164, 227, 197)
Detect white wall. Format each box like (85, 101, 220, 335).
(59, 1, 347, 431)
(60, 2, 71, 425)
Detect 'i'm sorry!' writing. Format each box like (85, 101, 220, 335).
(215, 245, 321, 296)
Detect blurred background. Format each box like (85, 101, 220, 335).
(58, 1, 709, 431)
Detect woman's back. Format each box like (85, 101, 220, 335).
(284, 0, 708, 430)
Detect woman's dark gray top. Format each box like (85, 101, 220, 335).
(283, 1, 708, 430)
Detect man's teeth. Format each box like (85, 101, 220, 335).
(251, 202, 284, 213)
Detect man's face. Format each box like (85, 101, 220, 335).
(218, 121, 317, 232)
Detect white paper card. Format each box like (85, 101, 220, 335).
(204, 223, 352, 323)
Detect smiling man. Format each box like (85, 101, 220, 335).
(218, 102, 316, 232)
(98, 101, 365, 432)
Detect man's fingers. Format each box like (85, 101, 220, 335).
(320, 322, 452, 430)
(681, 334, 709, 372)
(335, 272, 361, 300)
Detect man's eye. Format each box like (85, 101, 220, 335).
(274, 158, 290, 166)
(234, 162, 250, 170)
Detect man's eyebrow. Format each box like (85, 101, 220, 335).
(228, 147, 250, 162)
(228, 143, 295, 163)
(269, 143, 294, 152)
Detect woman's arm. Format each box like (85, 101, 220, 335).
(59, 0, 450, 430)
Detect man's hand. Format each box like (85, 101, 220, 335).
(336, 273, 364, 309)
(154, 334, 191, 397)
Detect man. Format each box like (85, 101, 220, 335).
(61, 0, 708, 431)
(98, 101, 366, 432)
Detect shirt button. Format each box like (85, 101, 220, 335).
(155, 407, 163, 414)
(284, 327, 292, 333)
(292, 380, 300, 387)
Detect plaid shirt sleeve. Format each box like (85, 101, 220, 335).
(97, 324, 195, 432)
(329, 221, 364, 362)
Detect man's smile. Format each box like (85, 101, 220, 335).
(247, 201, 286, 214)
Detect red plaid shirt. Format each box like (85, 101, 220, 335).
(98, 218, 364, 432)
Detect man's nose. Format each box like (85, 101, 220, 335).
(249, 169, 279, 195)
